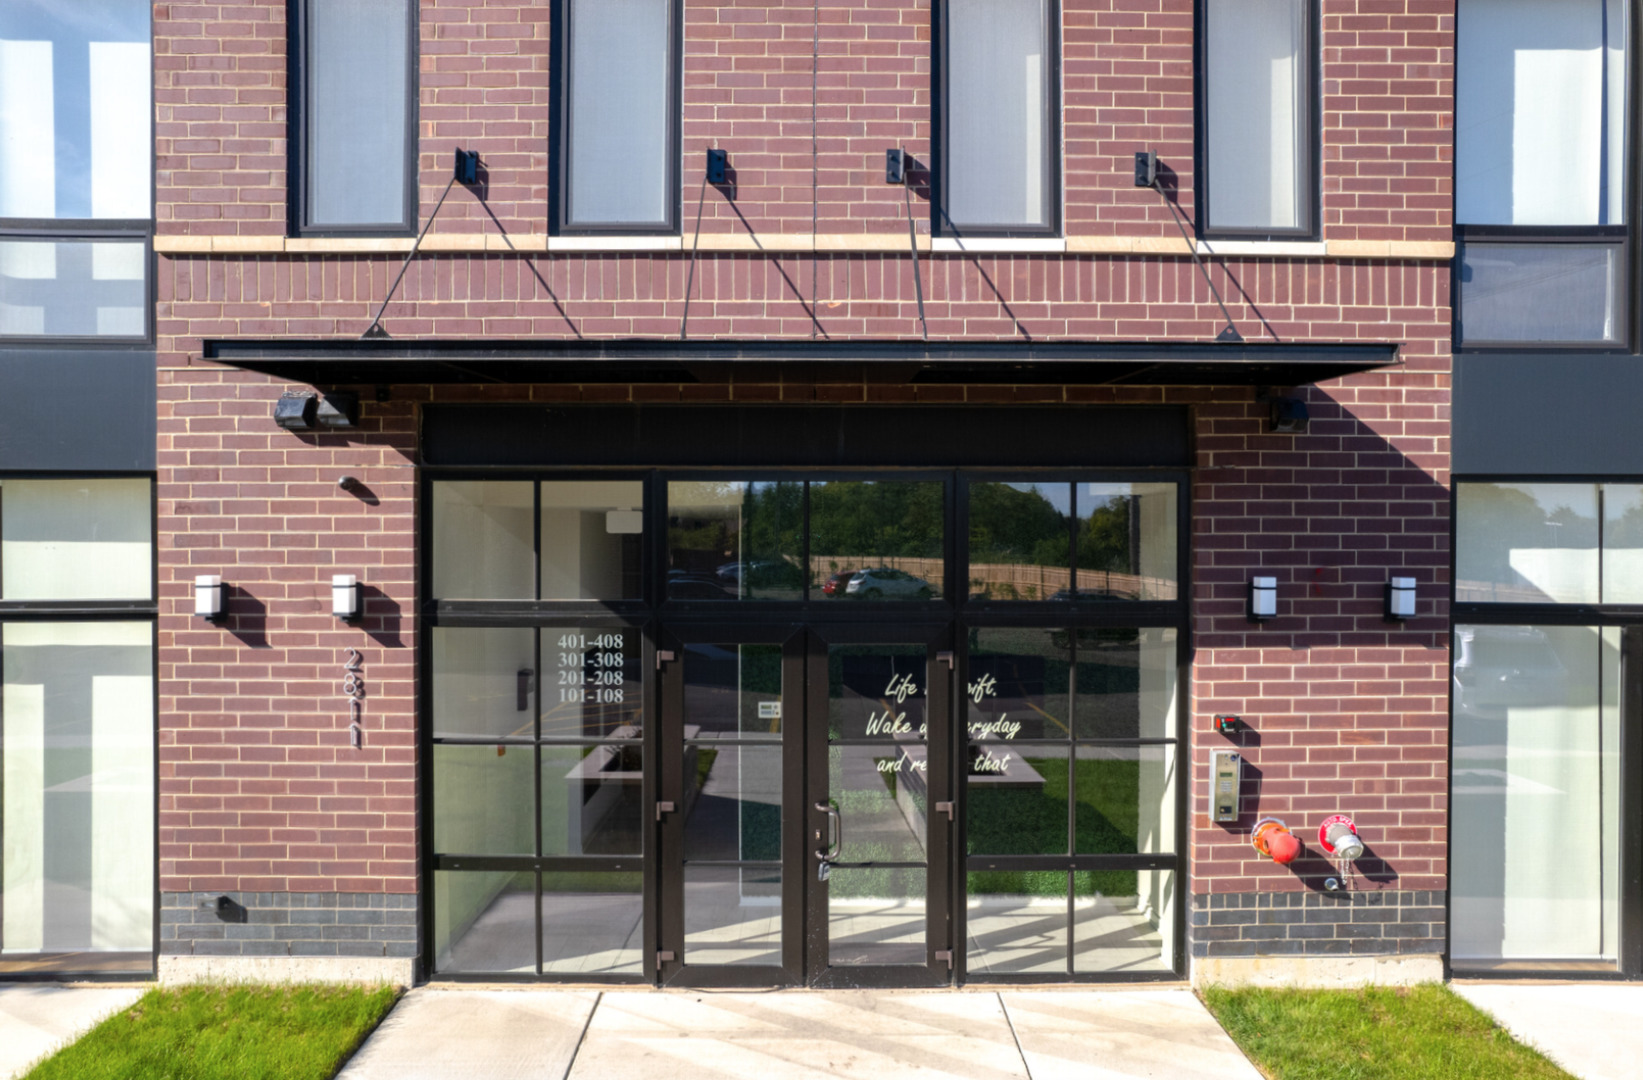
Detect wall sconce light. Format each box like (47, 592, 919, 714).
(332, 574, 362, 622)
(274, 392, 317, 430)
(1269, 398, 1310, 433)
(707, 148, 729, 185)
(1250, 576, 1277, 621)
(1387, 576, 1416, 620)
(195, 575, 225, 622)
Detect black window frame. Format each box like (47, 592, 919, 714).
(287, 0, 420, 239)
(1192, 0, 1322, 242)
(931, 0, 1063, 239)
(548, 0, 683, 237)
(0, 471, 159, 981)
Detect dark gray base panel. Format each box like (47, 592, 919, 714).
(1190, 890, 1445, 959)
(160, 892, 417, 959)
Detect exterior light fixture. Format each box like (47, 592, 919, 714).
(1270, 398, 1310, 433)
(274, 391, 359, 431)
(195, 575, 225, 622)
(1387, 576, 1417, 620)
(1250, 576, 1277, 621)
(707, 148, 729, 185)
(274, 392, 318, 430)
(332, 574, 362, 621)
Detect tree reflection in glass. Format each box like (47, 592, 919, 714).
(810, 481, 944, 601)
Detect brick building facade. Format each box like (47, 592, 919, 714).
(26, 0, 1609, 990)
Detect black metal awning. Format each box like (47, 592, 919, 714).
(201, 338, 1400, 386)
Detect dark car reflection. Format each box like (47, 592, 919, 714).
(1452, 625, 1570, 720)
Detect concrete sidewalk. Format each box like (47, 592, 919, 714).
(1453, 982, 1643, 1080)
(0, 986, 145, 1080)
(337, 986, 1263, 1080)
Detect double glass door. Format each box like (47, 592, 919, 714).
(657, 625, 953, 987)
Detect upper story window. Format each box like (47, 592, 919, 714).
(291, 0, 417, 236)
(553, 0, 678, 234)
(937, 0, 1059, 236)
(1197, 0, 1317, 238)
(0, 0, 151, 343)
(1455, 0, 1629, 348)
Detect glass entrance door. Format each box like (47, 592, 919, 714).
(657, 628, 805, 986)
(806, 630, 953, 987)
(656, 626, 953, 987)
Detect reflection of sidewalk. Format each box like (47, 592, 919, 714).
(338, 986, 1261, 1080)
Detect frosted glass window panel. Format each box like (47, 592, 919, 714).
(1456, 0, 1627, 225)
(1451, 625, 1619, 962)
(1204, 0, 1311, 233)
(944, 0, 1053, 230)
(432, 743, 536, 856)
(431, 481, 534, 599)
(0, 0, 151, 220)
(1458, 242, 1623, 345)
(540, 481, 643, 600)
(432, 627, 536, 740)
(1602, 485, 1643, 602)
(1, 479, 151, 600)
(565, 0, 672, 227)
(2, 621, 154, 958)
(0, 240, 145, 338)
(1455, 483, 1599, 603)
(304, 0, 412, 229)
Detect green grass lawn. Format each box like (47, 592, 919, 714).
(1202, 983, 1576, 1080)
(23, 984, 400, 1080)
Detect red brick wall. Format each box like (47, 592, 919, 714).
(152, 0, 1455, 906)
(155, 0, 1452, 241)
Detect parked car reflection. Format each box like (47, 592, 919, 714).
(1452, 625, 1571, 720)
(820, 570, 856, 597)
(667, 572, 736, 600)
(844, 567, 935, 600)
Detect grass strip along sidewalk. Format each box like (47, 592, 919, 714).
(1202, 983, 1575, 1080)
(22, 984, 399, 1080)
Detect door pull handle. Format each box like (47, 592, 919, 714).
(655, 800, 676, 822)
(936, 650, 955, 671)
(814, 801, 842, 859)
(656, 649, 676, 671)
(935, 800, 954, 821)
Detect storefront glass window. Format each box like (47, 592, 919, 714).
(811, 480, 944, 602)
(1450, 624, 1622, 966)
(667, 481, 802, 601)
(963, 626, 1177, 976)
(1, 621, 153, 968)
(0, 478, 151, 600)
